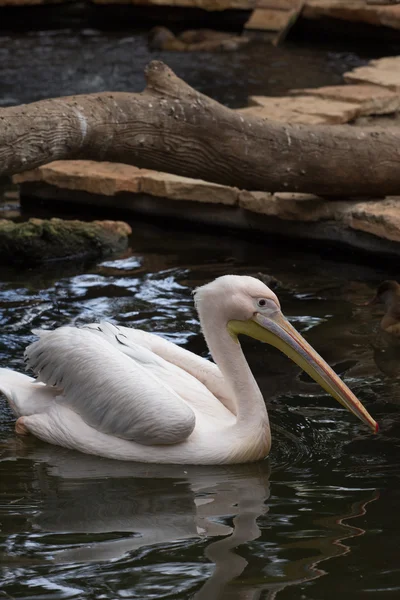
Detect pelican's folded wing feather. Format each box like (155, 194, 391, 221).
(83, 322, 235, 414)
(80, 322, 235, 421)
(25, 327, 196, 445)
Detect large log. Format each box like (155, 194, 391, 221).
(1, 60, 400, 196)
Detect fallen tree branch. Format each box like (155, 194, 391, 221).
(1, 60, 400, 196)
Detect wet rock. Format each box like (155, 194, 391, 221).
(243, 95, 360, 124)
(238, 191, 400, 244)
(345, 57, 400, 91)
(303, 0, 400, 30)
(244, 0, 304, 43)
(0, 217, 131, 264)
(139, 169, 239, 204)
(245, 7, 299, 31)
(14, 161, 143, 196)
(239, 190, 324, 220)
(290, 84, 400, 116)
(13, 161, 400, 253)
(236, 104, 330, 124)
(148, 27, 249, 52)
(14, 161, 239, 205)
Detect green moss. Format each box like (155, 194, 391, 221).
(0, 218, 131, 265)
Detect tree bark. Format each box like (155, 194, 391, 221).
(1, 60, 400, 197)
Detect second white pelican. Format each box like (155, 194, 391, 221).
(0, 275, 377, 464)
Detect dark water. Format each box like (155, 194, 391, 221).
(1, 221, 400, 599)
(0, 28, 386, 109)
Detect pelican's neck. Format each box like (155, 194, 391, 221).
(199, 309, 269, 430)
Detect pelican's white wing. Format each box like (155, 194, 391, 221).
(25, 327, 196, 445)
(82, 322, 235, 415)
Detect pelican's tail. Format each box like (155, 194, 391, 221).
(0, 368, 57, 417)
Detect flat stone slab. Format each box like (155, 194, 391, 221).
(239, 190, 325, 220)
(239, 191, 400, 243)
(245, 8, 298, 31)
(13, 161, 240, 205)
(236, 105, 330, 124)
(0, 217, 132, 264)
(13, 161, 400, 251)
(244, 0, 304, 43)
(303, 0, 400, 30)
(91, 0, 255, 8)
(345, 56, 400, 91)
(243, 95, 360, 124)
(290, 84, 400, 116)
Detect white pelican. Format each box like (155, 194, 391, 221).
(0, 275, 377, 464)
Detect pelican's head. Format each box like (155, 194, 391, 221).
(195, 275, 378, 433)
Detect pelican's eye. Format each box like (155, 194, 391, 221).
(255, 297, 280, 316)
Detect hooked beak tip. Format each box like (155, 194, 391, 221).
(252, 312, 378, 434)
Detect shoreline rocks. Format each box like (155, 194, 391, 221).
(0, 217, 132, 264)
(13, 161, 400, 257)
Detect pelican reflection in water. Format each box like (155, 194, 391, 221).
(0, 445, 379, 600)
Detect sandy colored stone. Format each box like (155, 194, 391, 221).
(370, 56, 400, 69)
(13, 160, 239, 206)
(237, 105, 330, 124)
(239, 190, 331, 220)
(345, 198, 400, 242)
(245, 8, 298, 30)
(92, 0, 255, 8)
(244, 95, 360, 124)
(139, 170, 239, 204)
(14, 161, 143, 196)
(239, 190, 400, 244)
(345, 58, 400, 92)
(14, 160, 400, 248)
(303, 0, 400, 29)
(290, 84, 400, 116)
(239, 190, 274, 213)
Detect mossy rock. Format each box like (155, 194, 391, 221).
(0, 218, 132, 264)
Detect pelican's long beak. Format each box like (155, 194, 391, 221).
(228, 311, 378, 433)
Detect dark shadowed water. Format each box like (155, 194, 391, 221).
(2, 26, 400, 600)
(0, 27, 395, 109)
(1, 220, 400, 599)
